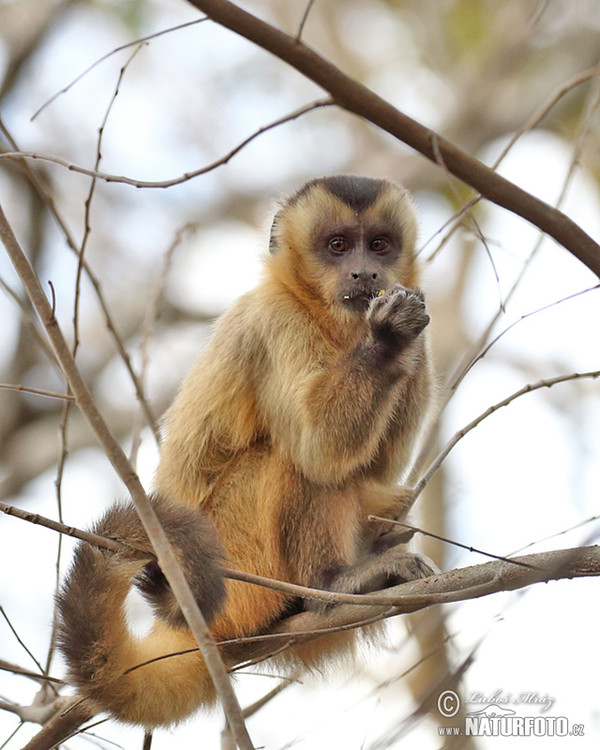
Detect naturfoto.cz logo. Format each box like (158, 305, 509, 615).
(437, 690, 585, 738)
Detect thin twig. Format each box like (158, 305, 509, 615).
(0, 660, 63, 686)
(242, 680, 294, 719)
(131, 223, 195, 463)
(412, 369, 600, 502)
(370, 517, 538, 569)
(0, 119, 161, 445)
(296, 0, 316, 41)
(1, 99, 334, 189)
(0, 721, 24, 750)
(458, 283, 600, 382)
(0, 384, 73, 401)
(430, 133, 503, 311)
(0, 500, 125, 554)
(0, 276, 58, 366)
(0, 607, 46, 679)
(31, 18, 210, 121)
(509, 514, 600, 556)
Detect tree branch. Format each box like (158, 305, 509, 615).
(0, 498, 483, 609)
(220, 544, 600, 667)
(20, 698, 96, 750)
(0, 203, 255, 750)
(412, 369, 600, 502)
(184, 0, 600, 279)
(0, 99, 332, 189)
(13, 543, 600, 750)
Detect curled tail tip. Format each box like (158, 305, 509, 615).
(57, 496, 227, 726)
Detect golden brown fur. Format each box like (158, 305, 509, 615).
(58, 175, 434, 728)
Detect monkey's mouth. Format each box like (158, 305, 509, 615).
(340, 287, 384, 312)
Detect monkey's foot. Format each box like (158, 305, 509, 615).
(373, 546, 438, 590)
(304, 547, 437, 613)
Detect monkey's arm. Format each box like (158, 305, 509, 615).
(262, 287, 431, 483)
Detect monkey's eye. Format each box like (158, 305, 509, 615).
(328, 236, 349, 254)
(370, 237, 390, 254)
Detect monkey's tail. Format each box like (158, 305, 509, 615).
(57, 495, 226, 728)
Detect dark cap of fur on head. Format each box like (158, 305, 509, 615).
(315, 175, 385, 213)
(289, 174, 386, 213)
(269, 175, 388, 254)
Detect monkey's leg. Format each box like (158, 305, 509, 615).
(359, 482, 414, 543)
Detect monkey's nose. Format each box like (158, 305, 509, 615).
(350, 270, 378, 281)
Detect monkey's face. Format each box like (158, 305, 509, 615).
(313, 220, 400, 312)
(269, 175, 420, 316)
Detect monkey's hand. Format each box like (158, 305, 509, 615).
(305, 545, 437, 613)
(367, 285, 430, 355)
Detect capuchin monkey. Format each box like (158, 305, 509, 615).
(58, 175, 435, 728)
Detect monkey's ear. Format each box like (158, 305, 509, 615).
(269, 207, 283, 254)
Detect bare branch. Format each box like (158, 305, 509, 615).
(0, 384, 73, 401)
(0, 499, 125, 555)
(0, 275, 58, 367)
(15, 533, 600, 749)
(91, 544, 600, 679)
(31, 18, 211, 121)
(0, 203, 255, 750)
(0, 121, 160, 445)
(412, 369, 600, 502)
(0, 697, 72, 726)
(183, 0, 600, 278)
(0, 498, 469, 608)
(0, 99, 333, 189)
(220, 545, 600, 668)
(0, 659, 63, 686)
(20, 698, 96, 750)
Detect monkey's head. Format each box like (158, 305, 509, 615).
(268, 175, 420, 316)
